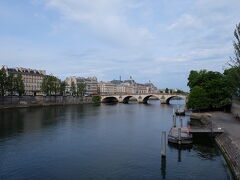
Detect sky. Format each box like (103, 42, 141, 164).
(0, 0, 240, 90)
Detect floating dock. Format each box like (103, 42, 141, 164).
(168, 127, 193, 145)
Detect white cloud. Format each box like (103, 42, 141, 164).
(45, 0, 154, 47)
(167, 14, 202, 31)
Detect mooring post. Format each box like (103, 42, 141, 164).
(178, 128, 181, 145)
(178, 147, 182, 162)
(173, 116, 176, 128)
(161, 131, 167, 157)
(161, 153, 166, 179)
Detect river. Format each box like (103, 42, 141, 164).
(0, 100, 232, 180)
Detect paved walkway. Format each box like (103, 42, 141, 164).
(210, 112, 240, 147)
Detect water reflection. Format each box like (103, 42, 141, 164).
(161, 156, 166, 179)
(0, 102, 232, 180)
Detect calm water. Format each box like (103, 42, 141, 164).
(0, 100, 232, 180)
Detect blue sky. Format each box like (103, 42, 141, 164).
(0, 0, 240, 90)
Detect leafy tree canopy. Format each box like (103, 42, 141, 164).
(187, 70, 232, 110)
(92, 95, 101, 103)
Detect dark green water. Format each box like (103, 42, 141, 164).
(0, 100, 232, 180)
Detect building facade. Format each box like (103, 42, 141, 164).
(4, 66, 46, 95)
(77, 77, 98, 95)
(101, 79, 159, 94)
(98, 82, 117, 95)
(65, 76, 98, 95)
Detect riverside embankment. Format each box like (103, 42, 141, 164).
(0, 96, 93, 109)
(191, 112, 240, 179)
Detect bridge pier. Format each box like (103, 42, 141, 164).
(160, 99, 168, 104)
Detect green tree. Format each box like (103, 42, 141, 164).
(59, 81, 67, 95)
(187, 86, 209, 110)
(15, 74, 25, 96)
(226, 23, 240, 96)
(41, 76, 50, 95)
(165, 88, 169, 93)
(41, 76, 61, 95)
(92, 95, 101, 103)
(187, 70, 232, 110)
(224, 67, 240, 96)
(0, 67, 8, 96)
(70, 81, 76, 96)
(7, 73, 15, 96)
(77, 82, 86, 97)
(52, 77, 60, 95)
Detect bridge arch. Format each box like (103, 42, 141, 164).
(102, 96, 119, 103)
(166, 95, 185, 104)
(122, 96, 138, 104)
(142, 95, 161, 104)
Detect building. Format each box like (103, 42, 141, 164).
(98, 82, 117, 95)
(4, 66, 46, 95)
(144, 82, 158, 93)
(76, 77, 98, 95)
(65, 76, 98, 95)
(110, 78, 159, 94)
(116, 84, 134, 94)
(65, 76, 77, 93)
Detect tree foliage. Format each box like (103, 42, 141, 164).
(7, 73, 15, 96)
(0, 68, 25, 96)
(70, 81, 76, 96)
(41, 76, 63, 95)
(77, 82, 86, 97)
(92, 95, 101, 103)
(226, 23, 240, 96)
(187, 86, 209, 109)
(165, 88, 169, 93)
(59, 81, 67, 95)
(15, 74, 25, 96)
(187, 70, 232, 110)
(0, 68, 8, 96)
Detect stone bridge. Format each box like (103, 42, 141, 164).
(101, 93, 188, 104)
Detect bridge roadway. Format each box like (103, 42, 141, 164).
(101, 93, 188, 104)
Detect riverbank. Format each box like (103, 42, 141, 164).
(0, 96, 93, 110)
(191, 112, 240, 179)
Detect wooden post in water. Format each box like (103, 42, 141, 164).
(173, 115, 176, 128)
(161, 131, 167, 157)
(178, 128, 181, 145)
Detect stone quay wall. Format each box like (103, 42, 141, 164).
(0, 96, 93, 109)
(215, 133, 240, 180)
(191, 112, 240, 179)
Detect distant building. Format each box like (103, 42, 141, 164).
(77, 77, 98, 95)
(98, 82, 117, 95)
(4, 66, 46, 95)
(65, 76, 77, 93)
(65, 76, 98, 95)
(109, 78, 159, 94)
